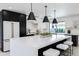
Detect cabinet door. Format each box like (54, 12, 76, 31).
(72, 35, 78, 46)
(3, 39, 10, 51)
(13, 22, 19, 38)
(3, 21, 12, 39)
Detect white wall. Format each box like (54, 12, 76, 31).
(26, 14, 79, 34)
(36, 18, 50, 33)
(57, 14, 79, 34)
(26, 18, 50, 34)
(57, 14, 79, 29)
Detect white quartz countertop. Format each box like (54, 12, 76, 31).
(10, 34, 71, 56)
(11, 35, 71, 48)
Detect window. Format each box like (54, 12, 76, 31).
(50, 22, 65, 33)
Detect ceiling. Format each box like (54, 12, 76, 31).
(0, 3, 79, 18)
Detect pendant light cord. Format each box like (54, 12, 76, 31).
(45, 6, 47, 16)
(31, 3, 32, 12)
(54, 10, 56, 18)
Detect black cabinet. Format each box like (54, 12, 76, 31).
(0, 10, 27, 52)
(72, 35, 78, 46)
(2, 10, 26, 37)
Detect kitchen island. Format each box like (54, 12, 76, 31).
(10, 34, 71, 56)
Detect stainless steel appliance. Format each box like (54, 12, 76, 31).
(3, 21, 19, 51)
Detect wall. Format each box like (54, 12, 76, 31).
(27, 20, 38, 34)
(26, 18, 50, 34)
(36, 18, 50, 33)
(57, 14, 79, 34)
(34, 14, 79, 34)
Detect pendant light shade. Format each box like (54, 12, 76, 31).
(43, 16, 49, 22)
(43, 6, 49, 22)
(28, 3, 36, 20)
(52, 10, 58, 24)
(28, 12, 36, 20)
(52, 18, 57, 23)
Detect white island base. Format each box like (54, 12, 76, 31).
(10, 35, 71, 56)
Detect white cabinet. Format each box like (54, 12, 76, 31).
(3, 21, 19, 51)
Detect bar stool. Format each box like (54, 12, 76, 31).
(56, 44, 69, 56)
(43, 48, 60, 56)
(64, 41, 73, 56)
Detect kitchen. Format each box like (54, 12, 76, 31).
(0, 3, 79, 56)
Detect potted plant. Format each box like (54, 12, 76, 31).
(40, 32, 51, 38)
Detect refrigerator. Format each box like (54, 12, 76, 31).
(3, 21, 19, 51)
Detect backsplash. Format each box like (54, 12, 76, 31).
(27, 20, 38, 34)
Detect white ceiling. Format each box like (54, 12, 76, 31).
(0, 3, 79, 18)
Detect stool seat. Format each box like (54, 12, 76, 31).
(43, 48, 60, 56)
(64, 41, 73, 46)
(56, 44, 69, 50)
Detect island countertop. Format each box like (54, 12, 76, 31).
(10, 34, 71, 56)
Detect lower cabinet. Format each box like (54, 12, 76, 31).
(72, 35, 78, 46)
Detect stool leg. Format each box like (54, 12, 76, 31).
(72, 46, 73, 55)
(68, 45, 71, 56)
(70, 46, 72, 56)
(69, 47, 71, 56)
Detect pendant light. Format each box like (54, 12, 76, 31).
(43, 6, 49, 22)
(52, 10, 58, 24)
(28, 3, 36, 20)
